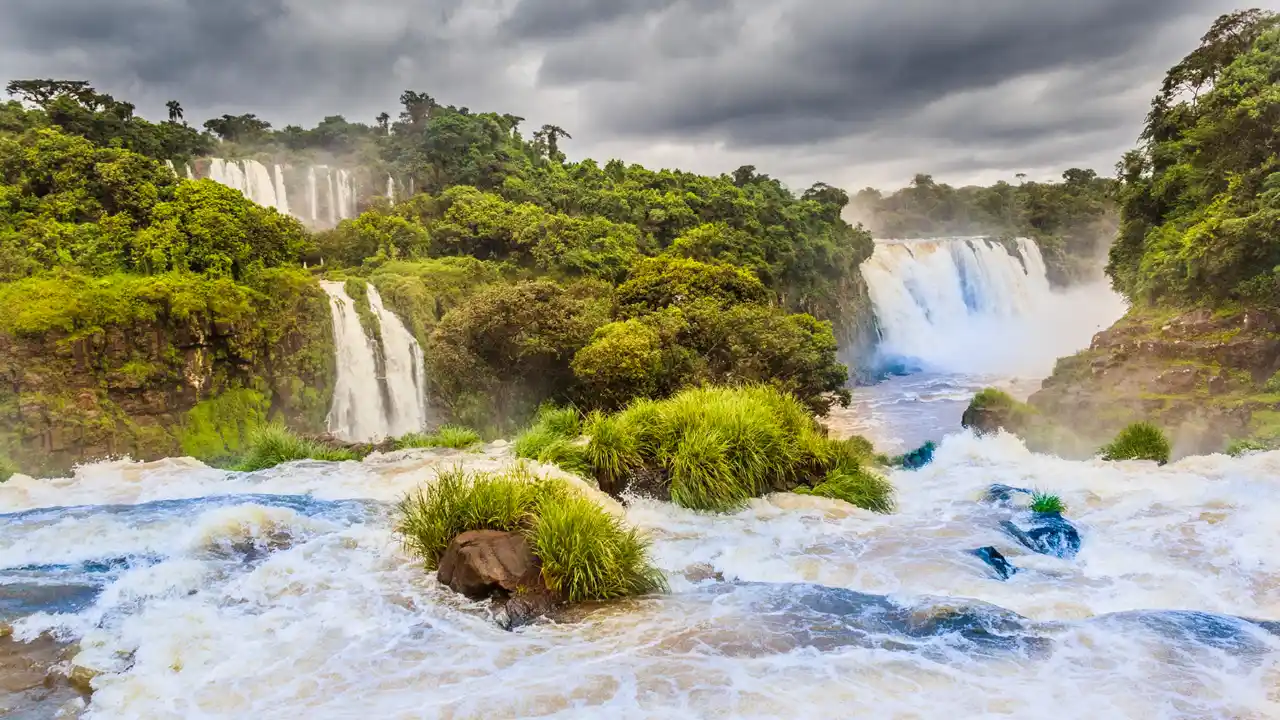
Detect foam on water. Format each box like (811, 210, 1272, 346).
(2, 438, 1278, 718)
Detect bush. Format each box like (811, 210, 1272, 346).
(615, 256, 770, 316)
(1226, 438, 1270, 457)
(571, 320, 666, 409)
(1100, 422, 1171, 465)
(394, 425, 482, 451)
(793, 466, 895, 513)
(234, 424, 356, 471)
(586, 385, 894, 513)
(395, 466, 666, 602)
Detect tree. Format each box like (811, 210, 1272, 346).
(376, 112, 390, 133)
(534, 124, 572, 161)
(399, 90, 436, 126)
(202, 114, 272, 143)
(166, 100, 184, 123)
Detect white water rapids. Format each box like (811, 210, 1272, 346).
(1, 438, 1278, 718)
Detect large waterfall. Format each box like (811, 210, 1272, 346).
(320, 280, 429, 442)
(860, 237, 1125, 376)
(185, 159, 360, 228)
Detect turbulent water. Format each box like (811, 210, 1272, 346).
(2, 438, 1279, 718)
(184, 159, 360, 229)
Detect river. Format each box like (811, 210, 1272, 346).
(2, 239, 1278, 718)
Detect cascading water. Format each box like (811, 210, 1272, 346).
(320, 281, 390, 442)
(835, 238, 1128, 451)
(193, 161, 360, 228)
(367, 285, 430, 436)
(318, 281, 428, 443)
(206, 159, 286, 214)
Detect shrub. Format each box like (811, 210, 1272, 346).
(1100, 422, 1171, 465)
(571, 320, 666, 409)
(794, 466, 895, 513)
(512, 405, 589, 474)
(1029, 491, 1066, 514)
(1226, 438, 1270, 457)
(395, 466, 666, 602)
(234, 424, 356, 471)
(586, 385, 894, 513)
(394, 425, 482, 451)
(615, 256, 770, 316)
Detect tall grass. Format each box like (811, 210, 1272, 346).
(395, 425, 482, 451)
(585, 385, 895, 514)
(395, 466, 666, 602)
(513, 405, 590, 473)
(1100, 421, 1171, 465)
(1226, 438, 1270, 457)
(794, 466, 895, 513)
(235, 425, 356, 471)
(1029, 491, 1066, 514)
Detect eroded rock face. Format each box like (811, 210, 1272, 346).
(437, 530, 560, 629)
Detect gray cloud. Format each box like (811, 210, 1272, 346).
(0, 0, 1250, 188)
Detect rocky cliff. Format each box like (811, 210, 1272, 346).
(0, 269, 335, 475)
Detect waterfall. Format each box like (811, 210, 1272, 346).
(386, 175, 395, 202)
(307, 167, 319, 223)
(272, 164, 290, 217)
(206, 158, 287, 213)
(326, 169, 338, 227)
(367, 285, 430, 435)
(860, 237, 1123, 376)
(320, 281, 390, 442)
(320, 281, 429, 442)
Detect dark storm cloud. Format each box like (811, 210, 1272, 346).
(0, 0, 1250, 187)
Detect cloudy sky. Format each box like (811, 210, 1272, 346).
(0, 0, 1263, 191)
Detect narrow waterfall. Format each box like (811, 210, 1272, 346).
(860, 237, 1123, 375)
(307, 167, 319, 223)
(320, 281, 390, 442)
(367, 285, 430, 435)
(272, 164, 290, 216)
(194, 160, 360, 228)
(320, 280, 429, 442)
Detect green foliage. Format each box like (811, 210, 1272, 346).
(178, 389, 270, 466)
(1107, 12, 1280, 306)
(394, 425, 482, 451)
(316, 209, 431, 267)
(425, 280, 608, 429)
(1100, 422, 1172, 465)
(615, 257, 770, 316)
(529, 491, 668, 602)
(586, 385, 894, 513)
(234, 424, 356, 472)
(570, 319, 665, 409)
(1226, 438, 1271, 456)
(0, 453, 16, 482)
(1029, 491, 1067, 514)
(512, 405, 589, 474)
(794, 466, 895, 513)
(395, 465, 666, 602)
(1264, 370, 1280, 393)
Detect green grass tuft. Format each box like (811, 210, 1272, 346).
(1226, 438, 1270, 457)
(1029, 491, 1066, 514)
(794, 466, 895, 513)
(395, 425, 483, 451)
(581, 385, 895, 514)
(0, 454, 17, 482)
(234, 424, 356, 472)
(1099, 421, 1171, 465)
(395, 466, 666, 603)
(512, 405, 590, 473)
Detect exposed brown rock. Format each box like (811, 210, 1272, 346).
(438, 530, 544, 600)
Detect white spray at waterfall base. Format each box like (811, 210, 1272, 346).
(861, 238, 1127, 375)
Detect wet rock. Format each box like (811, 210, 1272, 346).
(437, 530, 544, 600)
(1000, 512, 1081, 559)
(899, 441, 936, 470)
(982, 484, 1032, 505)
(970, 546, 1017, 580)
(683, 563, 725, 583)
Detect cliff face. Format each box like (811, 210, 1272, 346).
(0, 270, 336, 475)
(1027, 306, 1280, 457)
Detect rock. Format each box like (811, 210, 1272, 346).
(970, 546, 1017, 580)
(1000, 513, 1081, 559)
(437, 530, 544, 600)
(982, 484, 1031, 505)
(899, 441, 936, 470)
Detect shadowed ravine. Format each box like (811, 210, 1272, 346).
(2, 437, 1279, 718)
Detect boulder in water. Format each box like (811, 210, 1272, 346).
(437, 530, 559, 628)
(970, 546, 1017, 580)
(982, 484, 1032, 505)
(1000, 512, 1081, 559)
(899, 441, 936, 470)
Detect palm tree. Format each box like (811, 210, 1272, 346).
(535, 124, 572, 160)
(166, 100, 183, 123)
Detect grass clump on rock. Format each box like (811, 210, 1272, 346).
(395, 466, 666, 603)
(234, 424, 356, 471)
(1029, 491, 1066, 515)
(585, 385, 895, 513)
(1100, 422, 1171, 465)
(394, 425, 482, 451)
(512, 405, 590, 474)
